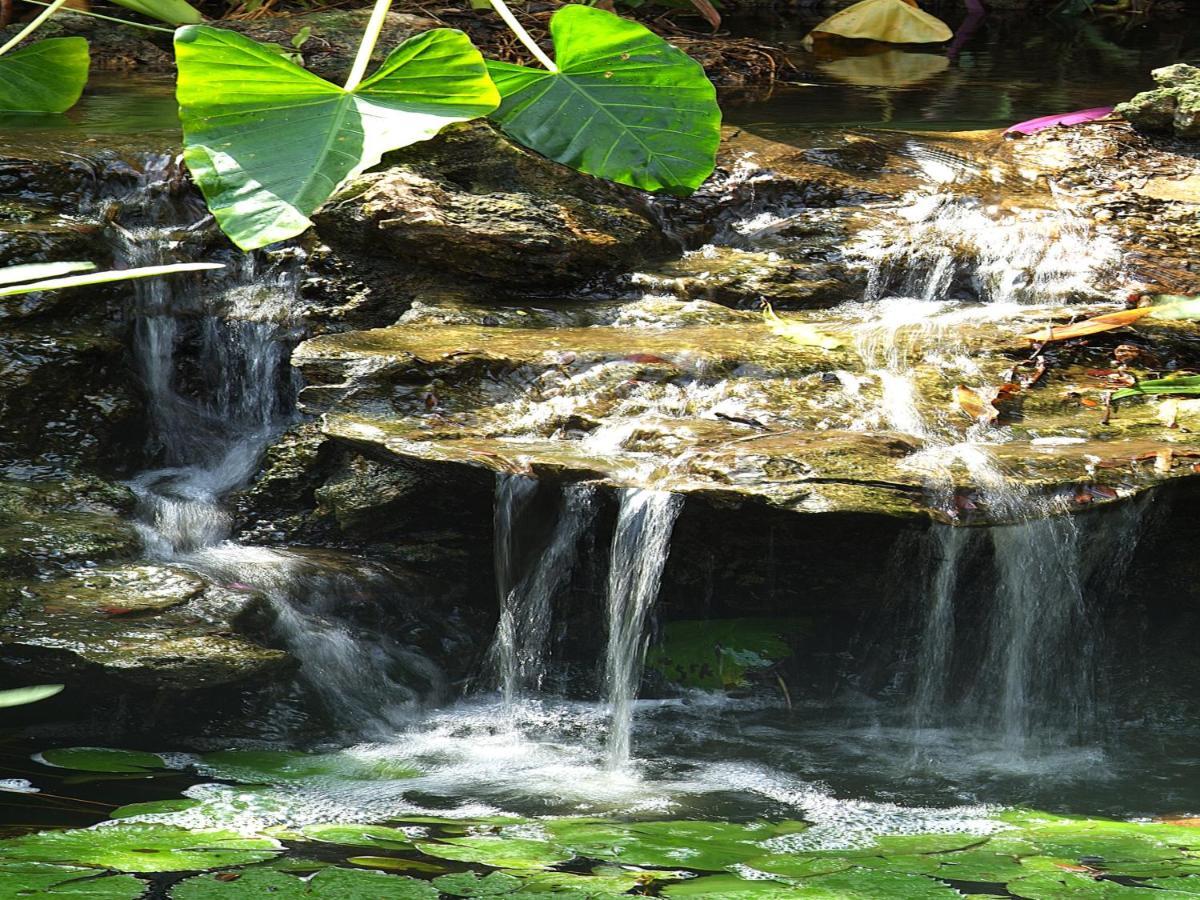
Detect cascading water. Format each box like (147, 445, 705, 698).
(109, 155, 441, 733)
(487, 478, 597, 704)
(603, 488, 683, 768)
(846, 143, 1139, 752)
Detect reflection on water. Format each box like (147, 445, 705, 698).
(726, 6, 1200, 133)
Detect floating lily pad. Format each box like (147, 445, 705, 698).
(544, 819, 800, 870)
(746, 854, 859, 878)
(0, 862, 147, 898)
(1007, 872, 1153, 898)
(518, 866, 687, 895)
(171, 866, 439, 898)
(432, 870, 522, 896)
(0, 824, 279, 873)
(111, 799, 203, 819)
(301, 823, 414, 850)
(348, 856, 446, 874)
(199, 750, 420, 784)
(416, 835, 572, 870)
(662, 874, 802, 897)
(645, 618, 797, 690)
(40, 748, 169, 774)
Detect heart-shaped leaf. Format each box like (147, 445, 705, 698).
(176, 26, 499, 251)
(110, 0, 201, 24)
(0, 37, 89, 114)
(486, 4, 720, 195)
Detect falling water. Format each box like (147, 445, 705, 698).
(108, 155, 439, 732)
(488, 481, 598, 704)
(909, 524, 972, 734)
(845, 139, 1138, 751)
(604, 488, 683, 769)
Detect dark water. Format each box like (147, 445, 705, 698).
(725, 5, 1200, 134)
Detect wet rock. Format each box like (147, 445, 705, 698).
(314, 124, 676, 292)
(1115, 64, 1200, 140)
(0, 477, 140, 576)
(0, 562, 292, 693)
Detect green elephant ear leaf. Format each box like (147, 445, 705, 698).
(175, 25, 499, 251)
(0, 37, 89, 114)
(109, 0, 201, 25)
(486, 4, 720, 195)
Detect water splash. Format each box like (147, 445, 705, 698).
(604, 489, 683, 769)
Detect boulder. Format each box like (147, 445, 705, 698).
(1115, 64, 1200, 139)
(314, 124, 677, 292)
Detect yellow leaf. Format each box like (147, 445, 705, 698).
(762, 304, 842, 350)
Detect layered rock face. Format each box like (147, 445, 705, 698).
(5, 78, 1200, 732)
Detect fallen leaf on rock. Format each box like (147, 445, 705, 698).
(1024, 307, 1156, 343)
(953, 385, 999, 423)
(763, 303, 842, 350)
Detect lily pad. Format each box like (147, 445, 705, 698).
(39, 748, 169, 774)
(111, 799, 202, 819)
(416, 835, 573, 869)
(0, 862, 146, 898)
(348, 856, 446, 874)
(1007, 872, 1153, 898)
(171, 866, 439, 898)
(544, 819, 798, 870)
(432, 870, 522, 896)
(0, 824, 279, 873)
(301, 823, 414, 851)
(662, 874, 803, 897)
(645, 618, 796, 690)
(0, 684, 63, 708)
(199, 749, 420, 783)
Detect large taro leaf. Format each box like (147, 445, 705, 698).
(486, 4, 720, 195)
(0, 38, 89, 114)
(110, 0, 201, 24)
(175, 25, 499, 251)
(0, 823, 279, 873)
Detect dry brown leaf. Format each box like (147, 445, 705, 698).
(1024, 307, 1157, 343)
(953, 385, 999, 423)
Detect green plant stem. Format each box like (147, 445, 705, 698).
(0, 0, 67, 57)
(18, 0, 174, 34)
(342, 0, 392, 91)
(487, 0, 557, 72)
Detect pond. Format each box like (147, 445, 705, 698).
(3, 5, 1200, 899)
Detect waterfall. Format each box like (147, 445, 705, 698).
(603, 489, 683, 769)
(909, 523, 972, 734)
(487, 479, 598, 704)
(107, 155, 440, 731)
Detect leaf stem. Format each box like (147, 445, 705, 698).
(487, 0, 556, 72)
(343, 0, 392, 91)
(0, 0, 67, 58)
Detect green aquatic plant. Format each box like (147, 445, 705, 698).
(174, 26, 499, 251)
(0, 862, 146, 899)
(172, 866, 438, 898)
(0, 36, 88, 113)
(0, 823, 280, 872)
(486, 3, 720, 194)
(645, 617, 796, 690)
(40, 747, 170, 773)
